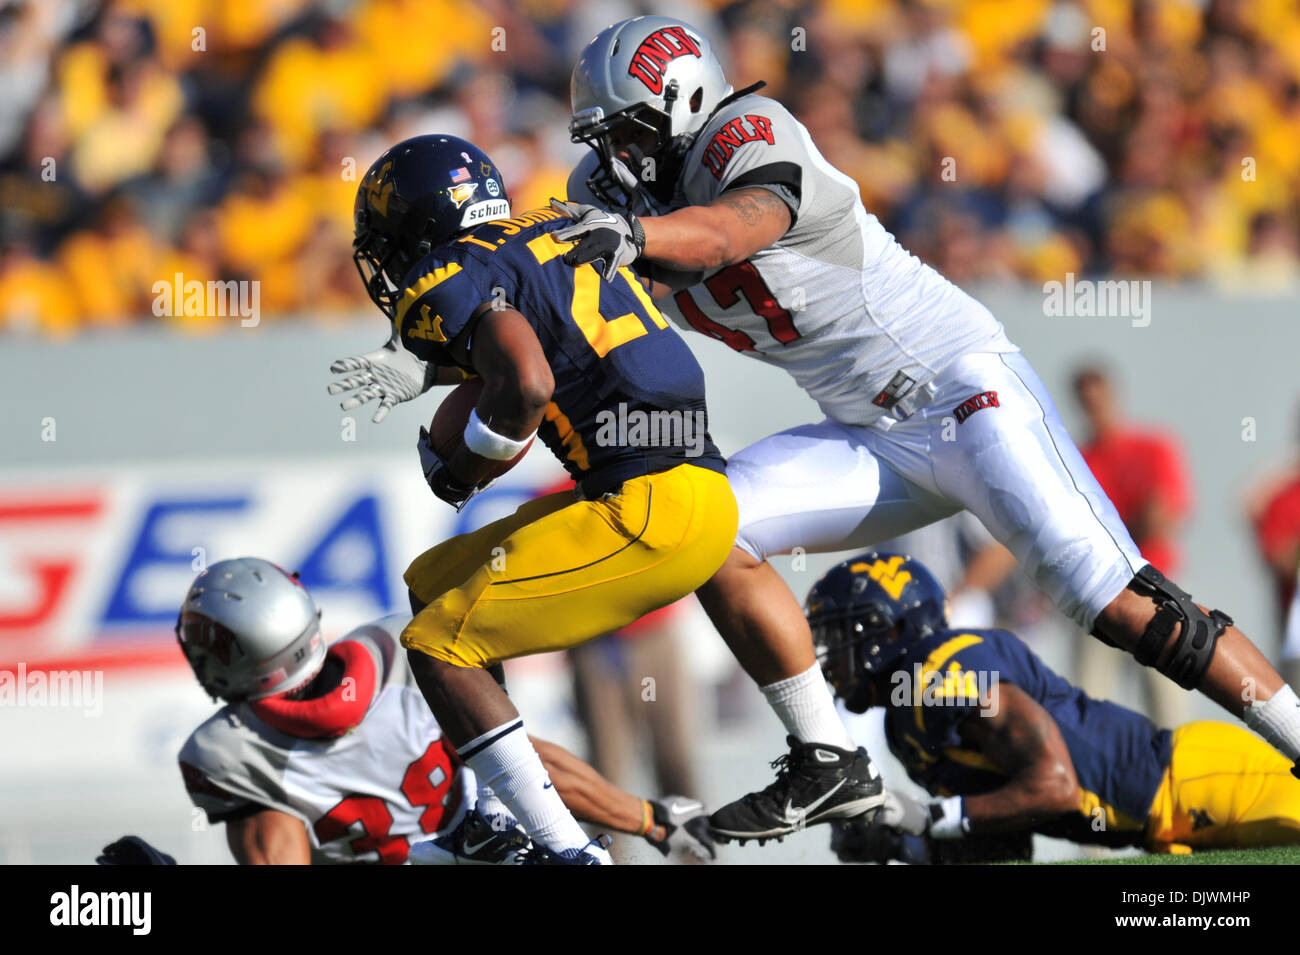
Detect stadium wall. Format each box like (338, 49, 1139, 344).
(0, 284, 1294, 863)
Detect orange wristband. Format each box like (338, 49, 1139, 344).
(639, 800, 655, 836)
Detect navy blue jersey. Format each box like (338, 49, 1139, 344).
(882, 628, 1172, 847)
(394, 208, 725, 496)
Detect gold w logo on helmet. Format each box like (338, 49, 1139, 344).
(849, 556, 913, 601)
(363, 159, 395, 217)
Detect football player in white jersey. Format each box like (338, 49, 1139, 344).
(549, 16, 1300, 843)
(176, 558, 715, 864)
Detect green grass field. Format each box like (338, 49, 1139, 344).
(1043, 846, 1300, 865)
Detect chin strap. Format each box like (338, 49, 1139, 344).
(709, 81, 767, 119)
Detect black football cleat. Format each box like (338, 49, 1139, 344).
(710, 736, 885, 843)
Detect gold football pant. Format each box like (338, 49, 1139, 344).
(1145, 720, 1300, 852)
(401, 464, 737, 669)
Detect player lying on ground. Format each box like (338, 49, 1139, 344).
(806, 552, 1300, 864)
(337, 134, 740, 864)
(546, 16, 1300, 841)
(176, 558, 715, 864)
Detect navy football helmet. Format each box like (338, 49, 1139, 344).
(805, 552, 948, 712)
(353, 135, 511, 317)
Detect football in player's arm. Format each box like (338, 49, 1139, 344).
(339, 132, 736, 863)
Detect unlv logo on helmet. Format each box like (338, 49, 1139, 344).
(627, 26, 702, 95)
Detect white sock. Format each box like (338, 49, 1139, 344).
(1243, 684, 1300, 761)
(459, 719, 600, 857)
(760, 663, 856, 749)
(473, 785, 517, 829)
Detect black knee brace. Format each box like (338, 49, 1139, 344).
(1120, 565, 1232, 690)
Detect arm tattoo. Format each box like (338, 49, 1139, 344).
(715, 187, 790, 229)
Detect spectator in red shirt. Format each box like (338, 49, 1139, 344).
(1246, 467, 1300, 622)
(1072, 365, 1194, 727)
(1074, 367, 1193, 575)
(1244, 409, 1300, 687)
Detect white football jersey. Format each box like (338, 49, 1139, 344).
(570, 93, 1017, 426)
(179, 615, 471, 865)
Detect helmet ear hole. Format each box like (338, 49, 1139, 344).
(689, 87, 704, 112)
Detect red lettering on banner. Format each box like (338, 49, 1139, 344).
(0, 495, 102, 636)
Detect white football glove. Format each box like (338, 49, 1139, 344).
(877, 788, 931, 836)
(328, 337, 437, 423)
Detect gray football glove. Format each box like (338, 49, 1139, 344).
(550, 199, 646, 282)
(645, 796, 716, 862)
(877, 788, 932, 836)
(328, 337, 437, 423)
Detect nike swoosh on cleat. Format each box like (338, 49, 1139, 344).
(783, 779, 847, 824)
(463, 835, 502, 855)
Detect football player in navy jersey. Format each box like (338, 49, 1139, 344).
(807, 553, 1300, 863)
(334, 134, 748, 864)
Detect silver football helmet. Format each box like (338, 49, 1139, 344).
(176, 557, 325, 702)
(570, 16, 732, 205)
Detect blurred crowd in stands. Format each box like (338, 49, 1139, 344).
(1, 0, 1297, 335)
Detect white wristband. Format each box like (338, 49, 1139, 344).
(929, 796, 969, 839)
(463, 408, 534, 461)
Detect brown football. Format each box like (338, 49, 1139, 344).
(429, 378, 534, 481)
